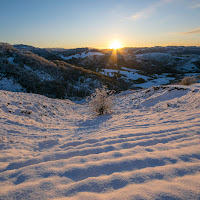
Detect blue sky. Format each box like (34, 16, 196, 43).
(0, 0, 200, 48)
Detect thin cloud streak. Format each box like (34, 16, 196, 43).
(128, 0, 173, 21)
(178, 27, 200, 35)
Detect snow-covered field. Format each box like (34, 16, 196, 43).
(0, 84, 200, 200)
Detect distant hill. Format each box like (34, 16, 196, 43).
(14, 44, 200, 76)
(1, 43, 200, 100)
(0, 43, 128, 99)
(14, 44, 63, 61)
(57, 46, 200, 74)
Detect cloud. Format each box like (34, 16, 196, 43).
(190, 3, 200, 9)
(128, 0, 173, 21)
(178, 27, 200, 35)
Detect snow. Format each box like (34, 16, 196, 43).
(101, 69, 149, 81)
(0, 77, 24, 92)
(0, 83, 200, 199)
(60, 52, 104, 60)
(121, 67, 138, 72)
(179, 61, 199, 72)
(136, 77, 175, 88)
(101, 68, 175, 86)
(23, 65, 54, 82)
(176, 56, 200, 72)
(7, 57, 15, 64)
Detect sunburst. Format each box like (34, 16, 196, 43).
(110, 40, 122, 50)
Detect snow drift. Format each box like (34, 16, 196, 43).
(0, 84, 200, 199)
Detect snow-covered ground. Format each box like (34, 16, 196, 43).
(100, 68, 149, 81)
(177, 56, 200, 72)
(100, 68, 176, 87)
(0, 84, 200, 200)
(136, 77, 175, 88)
(0, 77, 25, 92)
(60, 52, 104, 60)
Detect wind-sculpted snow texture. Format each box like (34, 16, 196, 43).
(0, 84, 200, 200)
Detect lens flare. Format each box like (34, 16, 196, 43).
(110, 40, 122, 49)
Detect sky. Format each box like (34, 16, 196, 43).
(0, 0, 200, 49)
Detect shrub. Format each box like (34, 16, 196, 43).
(88, 86, 115, 115)
(135, 78, 146, 83)
(180, 76, 197, 85)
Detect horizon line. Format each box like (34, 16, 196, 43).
(9, 43, 200, 50)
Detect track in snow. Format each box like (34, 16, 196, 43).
(0, 85, 200, 200)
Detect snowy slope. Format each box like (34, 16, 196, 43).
(60, 52, 104, 60)
(0, 84, 200, 200)
(0, 77, 25, 92)
(100, 68, 149, 81)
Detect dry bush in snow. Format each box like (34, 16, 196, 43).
(180, 76, 197, 85)
(88, 86, 115, 115)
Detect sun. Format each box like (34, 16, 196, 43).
(110, 40, 122, 50)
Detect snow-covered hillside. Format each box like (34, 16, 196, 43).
(0, 84, 200, 199)
(0, 77, 25, 92)
(9, 43, 200, 94)
(1, 43, 124, 99)
(59, 52, 104, 60)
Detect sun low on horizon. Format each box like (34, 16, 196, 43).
(109, 40, 122, 50)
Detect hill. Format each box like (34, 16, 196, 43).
(0, 43, 128, 99)
(0, 83, 199, 199)
(14, 44, 200, 92)
(1, 43, 200, 100)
